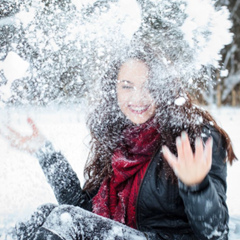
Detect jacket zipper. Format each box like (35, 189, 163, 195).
(136, 146, 162, 230)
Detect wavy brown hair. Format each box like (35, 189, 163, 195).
(83, 50, 237, 192)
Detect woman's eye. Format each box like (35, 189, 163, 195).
(122, 85, 133, 89)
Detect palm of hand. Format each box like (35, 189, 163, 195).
(162, 132, 213, 186)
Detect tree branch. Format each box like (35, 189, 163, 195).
(230, 0, 240, 18)
(223, 44, 237, 69)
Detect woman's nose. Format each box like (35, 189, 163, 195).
(131, 87, 148, 102)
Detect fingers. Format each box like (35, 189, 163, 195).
(195, 136, 212, 167)
(181, 132, 194, 161)
(163, 134, 213, 186)
(162, 132, 193, 170)
(27, 117, 34, 125)
(27, 117, 38, 136)
(1, 118, 36, 145)
(162, 145, 178, 171)
(6, 125, 21, 138)
(176, 137, 184, 162)
(175, 132, 194, 163)
(2, 125, 25, 148)
(195, 137, 204, 161)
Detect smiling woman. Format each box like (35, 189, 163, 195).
(116, 58, 156, 125)
(1, 47, 237, 240)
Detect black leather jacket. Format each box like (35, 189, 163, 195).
(37, 125, 229, 240)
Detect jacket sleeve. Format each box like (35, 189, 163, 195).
(35, 141, 93, 211)
(178, 126, 229, 240)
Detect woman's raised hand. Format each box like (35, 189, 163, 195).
(162, 132, 213, 186)
(0, 117, 46, 154)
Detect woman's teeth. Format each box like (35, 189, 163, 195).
(129, 105, 149, 113)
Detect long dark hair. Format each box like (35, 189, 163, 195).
(83, 50, 237, 192)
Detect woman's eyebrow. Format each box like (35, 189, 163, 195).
(119, 80, 133, 84)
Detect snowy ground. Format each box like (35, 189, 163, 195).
(0, 105, 240, 238)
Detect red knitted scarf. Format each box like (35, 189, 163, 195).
(92, 120, 161, 229)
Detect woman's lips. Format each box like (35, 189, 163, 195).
(128, 105, 150, 114)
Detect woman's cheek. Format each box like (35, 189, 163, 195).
(118, 90, 130, 106)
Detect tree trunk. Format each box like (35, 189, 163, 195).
(217, 84, 222, 107)
(232, 89, 236, 106)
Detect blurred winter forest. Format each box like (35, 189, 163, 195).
(216, 0, 240, 106)
(0, 0, 239, 106)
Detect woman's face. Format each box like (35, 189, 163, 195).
(116, 58, 156, 125)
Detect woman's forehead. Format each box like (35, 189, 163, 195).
(117, 59, 149, 84)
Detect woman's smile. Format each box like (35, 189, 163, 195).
(128, 104, 150, 114)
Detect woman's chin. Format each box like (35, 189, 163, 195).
(128, 114, 152, 125)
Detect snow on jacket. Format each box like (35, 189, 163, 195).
(36, 125, 229, 240)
